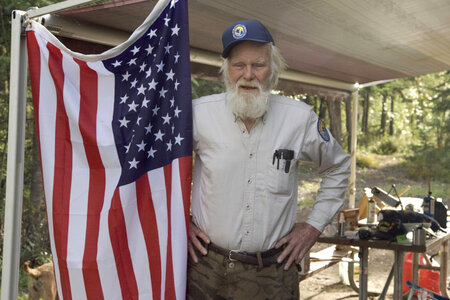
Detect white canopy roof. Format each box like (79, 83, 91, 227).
(34, 0, 450, 97)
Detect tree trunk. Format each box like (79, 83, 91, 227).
(326, 97, 343, 145)
(436, 125, 442, 148)
(389, 96, 394, 136)
(345, 95, 352, 151)
(312, 96, 319, 115)
(362, 89, 370, 133)
(380, 93, 387, 135)
(319, 97, 327, 120)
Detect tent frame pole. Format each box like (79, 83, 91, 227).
(27, 0, 98, 18)
(348, 86, 359, 208)
(2, 2, 100, 299)
(1, 10, 28, 300)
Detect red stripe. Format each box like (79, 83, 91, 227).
(109, 189, 139, 299)
(178, 156, 192, 237)
(74, 58, 105, 299)
(26, 31, 47, 207)
(163, 165, 176, 300)
(47, 42, 73, 300)
(26, 31, 41, 139)
(136, 174, 161, 300)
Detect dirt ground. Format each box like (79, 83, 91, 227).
(296, 154, 449, 300)
(299, 246, 402, 300)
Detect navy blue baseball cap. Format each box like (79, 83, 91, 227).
(221, 20, 274, 58)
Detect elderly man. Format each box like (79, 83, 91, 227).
(187, 20, 350, 299)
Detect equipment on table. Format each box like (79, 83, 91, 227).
(375, 210, 442, 240)
(422, 180, 448, 229)
(372, 186, 401, 208)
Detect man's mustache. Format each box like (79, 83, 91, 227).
(235, 80, 262, 91)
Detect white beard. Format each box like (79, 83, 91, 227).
(226, 79, 270, 121)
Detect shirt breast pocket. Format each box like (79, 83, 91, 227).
(267, 159, 297, 196)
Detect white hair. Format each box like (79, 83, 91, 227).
(220, 43, 286, 120)
(220, 43, 286, 91)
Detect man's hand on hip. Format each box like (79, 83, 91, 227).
(188, 219, 211, 263)
(275, 222, 321, 270)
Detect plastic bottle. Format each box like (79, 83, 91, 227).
(423, 180, 436, 217)
(423, 194, 435, 217)
(367, 198, 376, 223)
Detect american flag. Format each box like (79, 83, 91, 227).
(26, 0, 192, 299)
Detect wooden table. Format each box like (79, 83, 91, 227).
(317, 231, 449, 300)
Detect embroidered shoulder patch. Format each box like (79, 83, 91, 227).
(317, 118, 330, 141)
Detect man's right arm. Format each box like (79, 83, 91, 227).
(188, 218, 211, 263)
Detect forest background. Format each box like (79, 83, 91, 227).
(0, 0, 449, 297)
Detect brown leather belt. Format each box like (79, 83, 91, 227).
(207, 242, 282, 267)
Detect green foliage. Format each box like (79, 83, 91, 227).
(358, 71, 449, 183)
(402, 145, 450, 183)
(191, 77, 224, 99)
(20, 200, 52, 265)
(403, 182, 448, 199)
(297, 197, 315, 206)
(359, 135, 401, 155)
(356, 153, 378, 169)
(377, 138, 398, 155)
(18, 268, 30, 298)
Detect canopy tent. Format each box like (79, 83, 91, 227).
(2, 0, 450, 299)
(30, 0, 450, 90)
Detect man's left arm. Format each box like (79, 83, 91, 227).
(275, 112, 351, 270)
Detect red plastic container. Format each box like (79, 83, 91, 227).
(402, 252, 440, 294)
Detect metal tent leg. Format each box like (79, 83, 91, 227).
(0, 10, 28, 300)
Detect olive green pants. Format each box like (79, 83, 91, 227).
(187, 250, 299, 300)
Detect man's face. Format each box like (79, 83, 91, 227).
(227, 41, 271, 96)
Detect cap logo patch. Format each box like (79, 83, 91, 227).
(232, 24, 247, 39)
(317, 118, 330, 141)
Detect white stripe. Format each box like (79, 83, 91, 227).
(88, 60, 123, 300)
(119, 183, 153, 298)
(148, 167, 168, 299)
(170, 159, 187, 300)
(61, 52, 88, 300)
(33, 30, 63, 298)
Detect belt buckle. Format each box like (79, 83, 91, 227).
(228, 250, 239, 261)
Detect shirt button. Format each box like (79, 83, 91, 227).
(228, 262, 235, 269)
(247, 179, 251, 184)
(246, 204, 250, 210)
(249, 153, 253, 158)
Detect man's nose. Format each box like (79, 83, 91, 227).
(243, 66, 255, 81)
